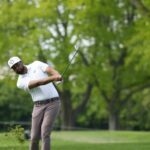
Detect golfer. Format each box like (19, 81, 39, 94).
(8, 56, 62, 150)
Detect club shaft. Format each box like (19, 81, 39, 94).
(61, 49, 78, 77)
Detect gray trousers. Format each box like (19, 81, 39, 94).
(30, 99, 61, 150)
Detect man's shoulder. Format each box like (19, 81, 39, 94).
(27, 60, 49, 71)
(28, 60, 42, 67)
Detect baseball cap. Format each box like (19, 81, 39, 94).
(8, 56, 21, 68)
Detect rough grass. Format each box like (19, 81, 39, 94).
(0, 130, 150, 150)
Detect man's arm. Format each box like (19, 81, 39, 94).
(28, 66, 62, 89)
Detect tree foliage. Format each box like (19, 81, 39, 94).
(0, 0, 150, 130)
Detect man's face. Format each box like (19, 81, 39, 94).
(11, 61, 25, 74)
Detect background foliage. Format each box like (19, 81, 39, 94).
(0, 0, 150, 130)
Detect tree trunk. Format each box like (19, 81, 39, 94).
(60, 89, 74, 130)
(108, 110, 120, 130)
(60, 83, 93, 130)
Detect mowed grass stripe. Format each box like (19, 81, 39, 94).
(52, 130, 150, 143)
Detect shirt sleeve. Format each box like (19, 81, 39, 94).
(35, 61, 49, 72)
(17, 76, 30, 91)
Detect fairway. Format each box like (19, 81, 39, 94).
(0, 130, 150, 150)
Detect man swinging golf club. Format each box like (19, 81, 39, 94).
(8, 56, 62, 150)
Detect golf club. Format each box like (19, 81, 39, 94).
(56, 46, 79, 84)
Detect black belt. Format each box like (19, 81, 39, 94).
(34, 97, 59, 106)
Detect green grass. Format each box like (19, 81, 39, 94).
(0, 130, 150, 150)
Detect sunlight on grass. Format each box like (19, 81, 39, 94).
(52, 130, 150, 143)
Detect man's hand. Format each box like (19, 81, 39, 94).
(56, 75, 63, 81)
(55, 75, 63, 85)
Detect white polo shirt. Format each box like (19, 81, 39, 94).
(17, 61, 59, 102)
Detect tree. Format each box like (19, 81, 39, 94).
(1, 0, 150, 130)
(0, 0, 94, 129)
(74, 0, 150, 130)
(0, 76, 32, 130)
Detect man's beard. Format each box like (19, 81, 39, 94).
(17, 67, 26, 74)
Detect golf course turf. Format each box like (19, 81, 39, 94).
(0, 130, 150, 150)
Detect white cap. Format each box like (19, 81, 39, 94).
(8, 56, 21, 68)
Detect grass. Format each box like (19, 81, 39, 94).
(0, 130, 150, 150)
